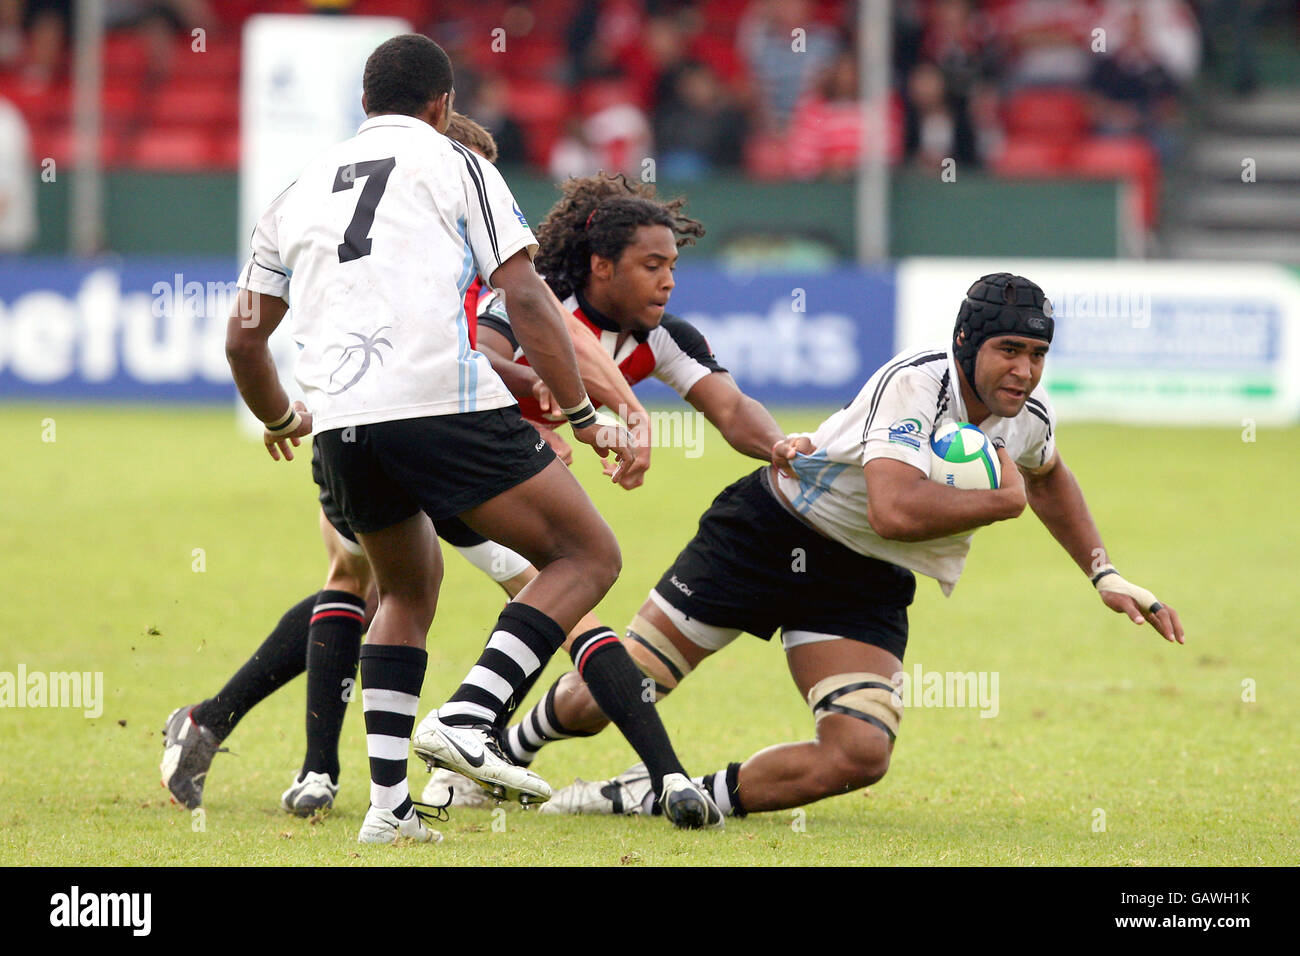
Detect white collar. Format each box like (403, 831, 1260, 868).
(357, 113, 432, 135)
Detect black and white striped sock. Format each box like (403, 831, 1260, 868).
(359, 643, 426, 819)
(693, 762, 746, 817)
(440, 602, 566, 728)
(503, 682, 594, 766)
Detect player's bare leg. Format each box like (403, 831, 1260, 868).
(505, 594, 711, 759)
(422, 460, 715, 823)
(724, 639, 898, 813)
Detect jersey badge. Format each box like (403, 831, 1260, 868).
(888, 417, 924, 449)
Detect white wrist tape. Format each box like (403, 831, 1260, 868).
(264, 408, 302, 439)
(1091, 564, 1163, 614)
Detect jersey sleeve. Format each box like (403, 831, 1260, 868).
(236, 190, 291, 302)
(649, 314, 728, 397)
(858, 368, 939, 477)
(475, 289, 519, 352)
(453, 143, 538, 288)
(1017, 387, 1057, 470)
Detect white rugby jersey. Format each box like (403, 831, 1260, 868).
(237, 113, 537, 431)
(773, 346, 1057, 595)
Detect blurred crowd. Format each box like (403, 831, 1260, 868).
(0, 0, 1292, 251)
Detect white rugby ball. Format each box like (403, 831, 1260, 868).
(928, 422, 1001, 490)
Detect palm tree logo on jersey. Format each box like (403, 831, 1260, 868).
(327, 327, 392, 394)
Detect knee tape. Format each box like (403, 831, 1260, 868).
(807, 673, 903, 742)
(454, 540, 532, 583)
(625, 613, 693, 698)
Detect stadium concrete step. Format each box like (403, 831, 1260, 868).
(1189, 136, 1300, 182)
(1201, 92, 1300, 134)
(1175, 186, 1300, 229)
(1161, 228, 1300, 264)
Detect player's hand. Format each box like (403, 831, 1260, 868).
(264, 401, 312, 462)
(1096, 575, 1185, 644)
(994, 446, 1027, 517)
(532, 379, 565, 422)
(626, 408, 653, 475)
(772, 435, 814, 478)
(536, 422, 574, 466)
(572, 414, 645, 489)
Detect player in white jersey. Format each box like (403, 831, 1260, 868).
(224, 35, 717, 843)
(160, 114, 654, 819)
(535, 273, 1184, 820)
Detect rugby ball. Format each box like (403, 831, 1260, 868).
(929, 422, 1001, 490)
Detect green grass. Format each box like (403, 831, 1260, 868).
(0, 405, 1296, 866)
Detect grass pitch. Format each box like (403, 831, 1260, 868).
(0, 404, 1295, 867)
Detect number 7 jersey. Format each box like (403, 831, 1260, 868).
(237, 113, 538, 432)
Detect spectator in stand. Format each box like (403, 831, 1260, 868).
(549, 82, 652, 180)
(1097, 0, 1200, 88)
(903, 59, 964, 171)
(567, 0, 646, 85)
(0, 93, 35, 253)
(1194, 0, 1265, 95)
(654, 60, 747, 178)
(984, 0, 1095, 90)
(737, 0, 841, 133)
(462, 73, 528, 166)
(786, 51, 864, 181)
(13, 0, 69, 87)
(1087, 4, 1188, 160)
(0, 0, 22, 67)
(929, 0, 1004, 158)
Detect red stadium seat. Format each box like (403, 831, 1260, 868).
(149, 81, 239, 129)
(1003, 88, 1091, 139)
(1071, 136, 1161, 226)
(168, 40, 242, 83)
(992, 136, 1072, 176)
(129, 126, 214, 170)
(103, 32, 150, 79)
(0, 78, 71, 124)
(30, 121, 125, 167)
(506, 81, 569, 125)
(744, 132, 791, 181)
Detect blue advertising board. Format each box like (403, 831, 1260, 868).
(0, 258, 895, 406)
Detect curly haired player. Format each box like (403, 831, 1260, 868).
(422, 172, 791, 811)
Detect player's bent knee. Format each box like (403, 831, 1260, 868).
(808, 672, 901, 789)
(624, 613, 693, 700)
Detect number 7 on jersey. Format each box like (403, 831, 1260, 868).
(332, 158, 396, 263)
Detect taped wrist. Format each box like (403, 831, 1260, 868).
(1092, 564, 1163, 614)
(562, 397, 598, 429)
(264, 408, 301, 438)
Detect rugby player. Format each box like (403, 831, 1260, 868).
(222, 35, 721, 843)
(420, 172, 791, 807)
(159, 114, 657, 820)
(527, 273, 1184, 819)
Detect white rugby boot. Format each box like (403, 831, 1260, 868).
(357, 804, 443, 844)
(422, 767, 497, 809)
(280, 771, 339, 816)
(540, 762, 654, 816)
(411, 712, 551, 806)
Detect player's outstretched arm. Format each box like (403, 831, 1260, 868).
(490, 251, 645, 488)
(685, 372, 786, 462)
(864, 446, 1027, 541)
(225, 289, 313, 461)
(1024, 452, 1184, 644)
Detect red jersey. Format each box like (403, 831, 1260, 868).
(475, 288, 725, 424)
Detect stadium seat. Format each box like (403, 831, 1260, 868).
(150, 81, 239, 129)
(992, 136, 1072, 176)
(103, 32, 150, 78)
(1003, 88, 1091, 139)
(507, 81, 569, 126)
(1071, 136, 1161, 226)
(744, 132, 791, 181)
(129, 127, 215, 170)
